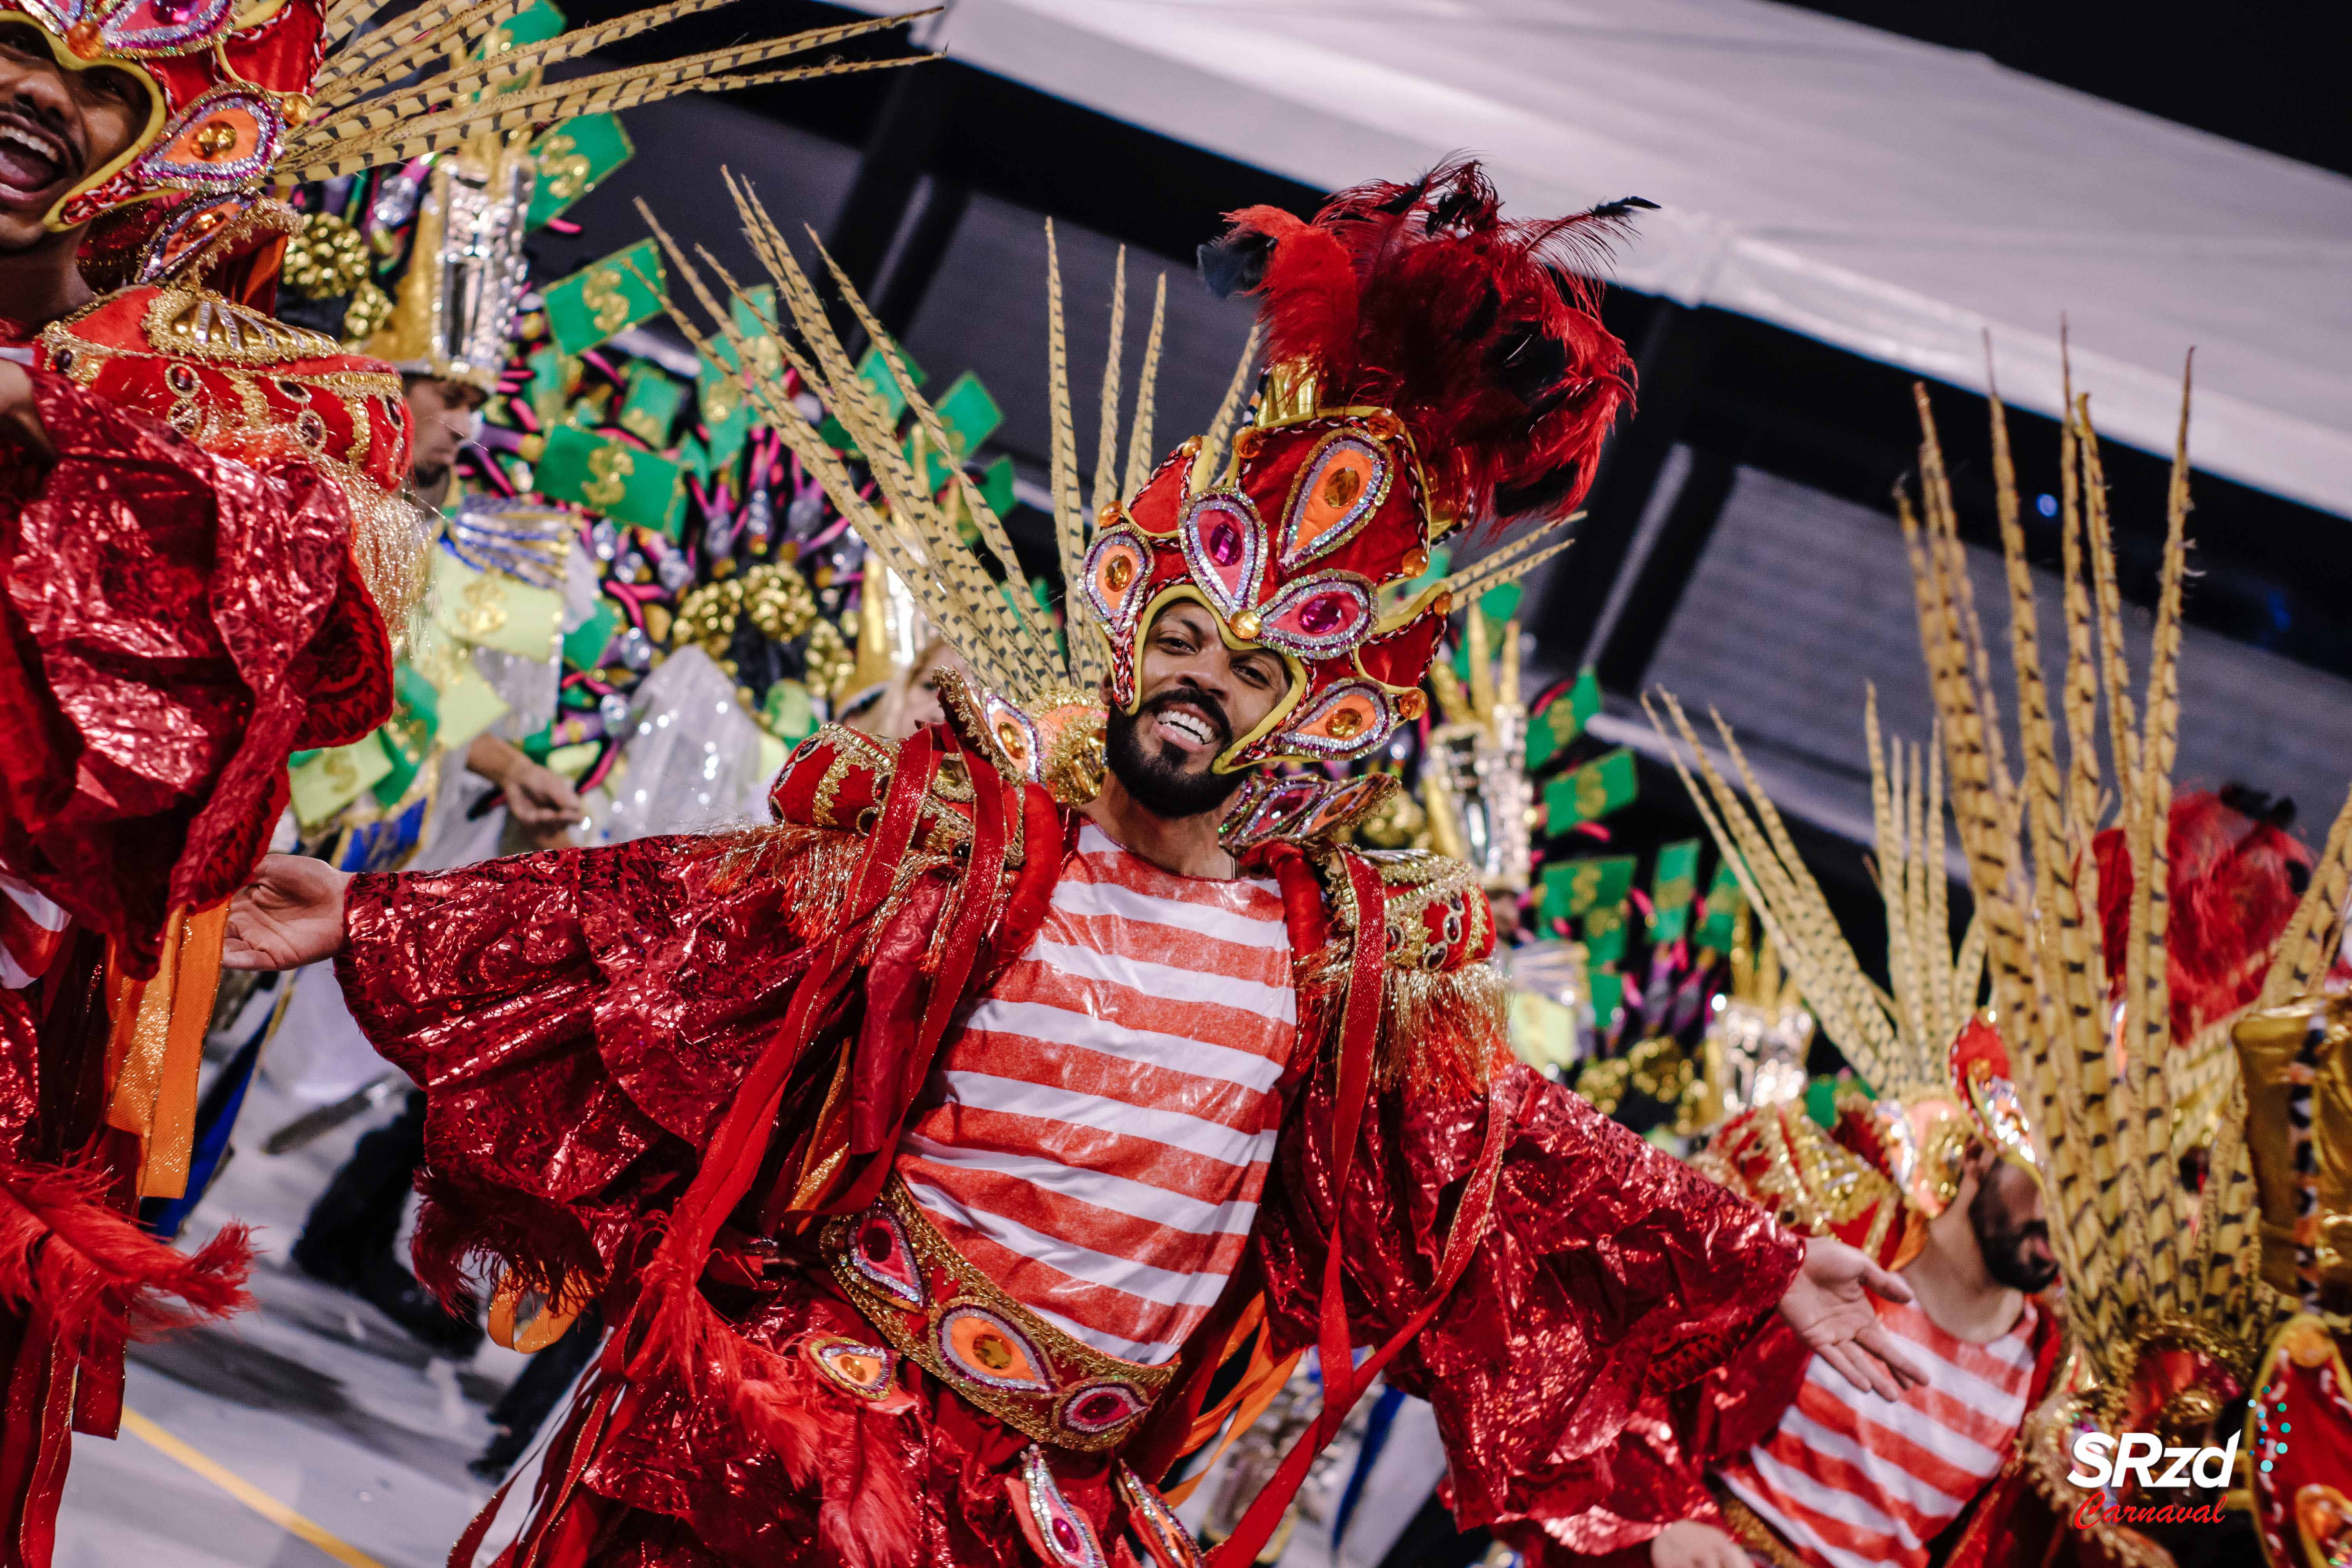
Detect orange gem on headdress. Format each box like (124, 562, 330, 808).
(1401, 546, 1429, 577)
(192, 118, 242, 160)
(1105, 555, 1133, 592)
(1326, 707, 1364, 739)
(1396, 689, 1426, 720)
(65, 20, 102, 58)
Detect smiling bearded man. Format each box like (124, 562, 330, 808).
(222, 162, 1931, 1568)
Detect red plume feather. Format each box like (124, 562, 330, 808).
(1211, 158, 1640, 533)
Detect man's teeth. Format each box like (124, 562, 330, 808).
(0, 124, 63, 165)
(1160, 710, 1213, 744)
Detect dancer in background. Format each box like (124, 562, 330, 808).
(0, 4, 922, 1558)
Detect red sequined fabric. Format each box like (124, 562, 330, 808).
(0, 286, 397, 1557)
(334, 730, 1806, 1566)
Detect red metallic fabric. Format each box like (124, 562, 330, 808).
(334, 728, 1805, 1566)
(0, 367, 390, 975)
(1511, 1194, 2064, 1564)
(1254, 1062, 1802, 1541)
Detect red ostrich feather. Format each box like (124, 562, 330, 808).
(1205, 157, 1644, 535)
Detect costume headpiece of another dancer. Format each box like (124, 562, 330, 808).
(648, 161, 1637, 804)
(5, 0, 927, 233)
(1653, 685, 2018, 1225)
(1895, 355, 2352, 1561)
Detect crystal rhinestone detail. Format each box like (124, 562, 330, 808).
(1018, 1448, 1107, 1568)
(1057, 1381, 1146, 1435)
(1177, 491, 1263, 619)
(1252, 571, 1376, 658)
(806, 1336, 897, 1401)
(1280, 429, 1393, 568)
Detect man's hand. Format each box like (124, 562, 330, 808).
(1651, 1519, 1751, 1568)
(0, 359, 52, 461)
(224, 853, 352, 971)
(466, 733, 585, 849)
(1778, 1237, 1928, 1399)
(500, 760, 587, 845)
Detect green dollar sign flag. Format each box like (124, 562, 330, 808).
(1528, 666, 1601, 771)
(1650, 838, 1700, 942)
(543, 240, 668, 357)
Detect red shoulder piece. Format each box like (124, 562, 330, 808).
(0, 361, 394, 969)
(37, 285, 409, 506)
(1697, 1104, 1920, 1269)
(768, 724, 897, 831)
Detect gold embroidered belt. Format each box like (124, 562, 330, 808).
(822, 1177, 1178, 1452)
(1716, 1490, 1812, 1568)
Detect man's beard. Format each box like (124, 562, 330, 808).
(1970, 1168, 2059, 1293)
(1104, 690, 1251, 820)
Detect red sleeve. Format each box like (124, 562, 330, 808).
(0, 370, 391, 974)
(335, 827, 880, 1302)
(1254, 1063, 1805, 1536)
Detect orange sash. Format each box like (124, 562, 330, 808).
(102, 903, 229, 1201)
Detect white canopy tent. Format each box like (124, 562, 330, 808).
(872, 0, 2352, 517)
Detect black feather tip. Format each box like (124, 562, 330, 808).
(1196, 231, 1275, 299)
(1582, 196, 1659, 222)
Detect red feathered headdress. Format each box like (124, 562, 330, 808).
(1078, 160, 1640, 771)
(2096, 786, 2315, 1044)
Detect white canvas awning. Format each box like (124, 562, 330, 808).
(877, 0, 2352, 517)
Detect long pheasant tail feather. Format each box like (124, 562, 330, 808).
(1642, 693, 1889, 1082)
(1194, 325, 1261, 494)
(1434, 528, 1573, 609)
(1045, 222, 1089, 666)
(2128, 356, 2196, 1305)
(800, 227, 1035, 622)
(363, 4, 918, 120)
(2079, 397, 2141, 800)
(1711, 706, 1901, 1073)
(1092, 247, 1128, 526)
(1862, 688, 1916, 1051)
(1125, 274, 1169, 499)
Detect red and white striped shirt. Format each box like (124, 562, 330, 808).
(896, 823, 1295, 1365)
(0, 872, 70, 992)
(1715, 1298, 2038, 1568)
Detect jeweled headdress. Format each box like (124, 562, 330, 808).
(645, 161, 1637, 802)
(1084, 163, 1637, 772)
(1421, 600, 1534, 893)
(348, 129, 533, 392)
(7, 0, 924, 232)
